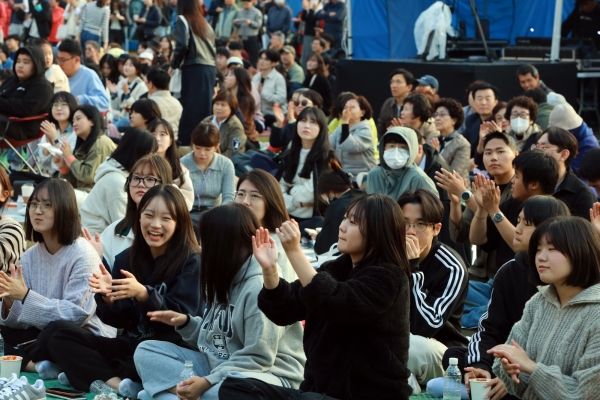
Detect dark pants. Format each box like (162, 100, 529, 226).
(178, 64, 216, 146)
(47, 321, 138, 392)
(443, 346, 520, 400)
(243, 36, 261, 68)
(218, 378, 338, 400)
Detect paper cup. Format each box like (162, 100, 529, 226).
(470, 378, 492, 400)
(0, 356, 22, 378)
(21, 184, 33, 204)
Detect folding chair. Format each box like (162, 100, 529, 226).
(0, 114, 48, 175)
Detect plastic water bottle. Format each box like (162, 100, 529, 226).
(16, 195, 23, 210)
(179, 360, 196, 384)
(90, 381, 117, 400)
(443, 357, 462, 400)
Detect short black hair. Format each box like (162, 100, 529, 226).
(483, 131, 517, 151)
(110, 127, 158, 171)
(216, 46, 230, 58)
(397, 188, 445, 225)
(130, 99, 162, 125)
(312, 37, 326, 49)
(522, 195, 570, 226)
(58, 39, 82, 57)
(259, 48, 280, 63)
(48, 91, 78, 127)
(523, 87, 547, 104)
(512, 149, 559, 195)
(384, 133, 407, 147)
(528, 216, 600, 288)
(578, 148, 600, 182)
(297, 88, 323, 109)
(25, 179, 81, 245)
(433, 98, 464, 130)
(228, 41, 243, 51)
(5, 34, 20, 43)
(543, 127, 578, 166)
(516, 64, 539, 78)
(321, 33, 334, 45)
(389, 68, 414, 86)
(403, 93, 432, 123)
(146, 67, 170, 90)
(471, 81, 499, 100)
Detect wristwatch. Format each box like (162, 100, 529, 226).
(52, 138, 60, 145)
(492, 212, 505, 223)
(461, 191, 472, 201)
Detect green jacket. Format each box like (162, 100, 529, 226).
(366, 127, 437, 200)
(536, 102, 555, 131)
(60, 135, 116, 192)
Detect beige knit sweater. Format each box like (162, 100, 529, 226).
(493, 284, 600, 399)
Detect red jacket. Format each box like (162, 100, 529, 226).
(48, 6, 64, 44)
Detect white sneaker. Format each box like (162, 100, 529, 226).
(0, 376, 46, 400)
(0, 375, 17, 390)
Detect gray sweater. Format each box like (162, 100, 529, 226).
(329, 120, 376, 176)
(236, 7, 262, 39)
(180, 152, 235, 209)
(0, 238, 116, 338)
(177, 256, 305, 388)
(493, 284, 600, 399)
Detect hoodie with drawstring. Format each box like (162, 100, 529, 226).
(0, 46, 53, 140)
(366, 127, 437, 200)
(80, 158, 128, 235)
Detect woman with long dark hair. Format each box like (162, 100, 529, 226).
(219, 194, 413, 399)
(99, 54, 121, 87)
(133, 204, 305, 400)
(53, 105, 116, 206)
(48, 185, 201, 396)
(303, 54, 332, 114)
(224, 67, 259, 149)
(148, 119, 194, 210)
(80, 128, 158, 234)
(234, 169, 296, 282)
(171, 0, 216, 147)
(278, 107, 338, 233)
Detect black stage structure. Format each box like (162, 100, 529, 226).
(336, 59, 578, 120)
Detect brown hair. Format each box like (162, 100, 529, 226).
(397, 188, 445, 225)
(307, 53, 326, 75)
(191, 122, 220, 149)
(505, 95, 538, 123)
(25, 179, 81, 245)
(0, 168, 11, 208)
(237, 169, 289, 231)
(177, 0, 210, 40)
(212, 89, 238, 114)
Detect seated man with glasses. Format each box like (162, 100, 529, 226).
(0, 46, 53, 140)
(397, 188, 469, 386)
(57, 39, 109, 112)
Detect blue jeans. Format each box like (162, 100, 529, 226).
(462, 279, 494, 329)
(80, 30, 101, 46)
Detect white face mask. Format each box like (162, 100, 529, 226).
(510, 117, 530, 134)
(383, 148, 410, 169)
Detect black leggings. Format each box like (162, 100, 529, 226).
(218, 378, 339, 400)
(46, 321, 138, 392)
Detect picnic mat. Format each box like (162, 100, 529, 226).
(21, 372, 438, 399)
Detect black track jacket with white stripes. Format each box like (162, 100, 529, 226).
(466, 252, 538, 372)
(409, 241, 469, 347)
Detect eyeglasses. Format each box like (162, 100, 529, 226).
(510, 112, 530, 119)
(57, 56, 75, 64)
(28, 201, 52, 213)
(405, 221, 431, 233)
(233, 191, 263, 203)
(531, 144, 559, 151)
(432, 112, 449, 118)
(128, 175, 162, 187)
(294, 99, 311, 107)
(52, 102, 69, 109)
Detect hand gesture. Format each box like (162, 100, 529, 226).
(481, 181, 501, 215)
(387, 117, 403, 130)
(273, 103, 285, 126)
(0, 264, 28, 302)
(488, 339, 536, 383)
(176, 377, 211, 400)
(590, 203, 600, 235)
(61, 138, 73, 158)
(276, 220, 302, 253)
(40, 121, 57, 142)
(88, 263, 112, 296)
(463, 367, 507, 400)
(53, 154, 66, 168)
(434, 168, 467, 199)
(110, 270, 148, 301)
(82, 228, 103, 258)
(405, 235, 421, 260)
(121, 80, 129, 95)
(430, 137, 440, 150)
(488, 120, 503, 133)
(147, 310, 188, 327)
(252, 228, 279, 276)
(341, 104, 353, 124)
(106, 80, 118, 94)
(471, 174, 488, 209)
(287, 100, 296, 121)
(469, 157, 478, 172)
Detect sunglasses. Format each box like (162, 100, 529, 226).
(294, 99, 311, 107)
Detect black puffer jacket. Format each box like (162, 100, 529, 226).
(0, 46, 53, 140)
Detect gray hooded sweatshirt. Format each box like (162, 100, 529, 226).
(366, 127, 437, 200)
(176, 256, 306, 388)
(329, 120, 376, 176)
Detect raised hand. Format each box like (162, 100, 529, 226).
(387, 117, 403, 130)
(276, 220, 302, 253)
(405, 235, 421, 260)
(252, 228, 279, 276)
(147, 310, 188, 326)
(110, 270, 148, 301)
(88, 263, 112, 296)
(590, 202, 600, 235)
(434, 168, 467, 198)
(481, 180, 501, 214)
(472, 174, 488, 209)
(273, 103, 285, 126)
(0, 264, 28, 302)
(430, 137, 440, 150)
(82, 228, 103, 258)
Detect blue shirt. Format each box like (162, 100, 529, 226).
(69, 65, 110, 112)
